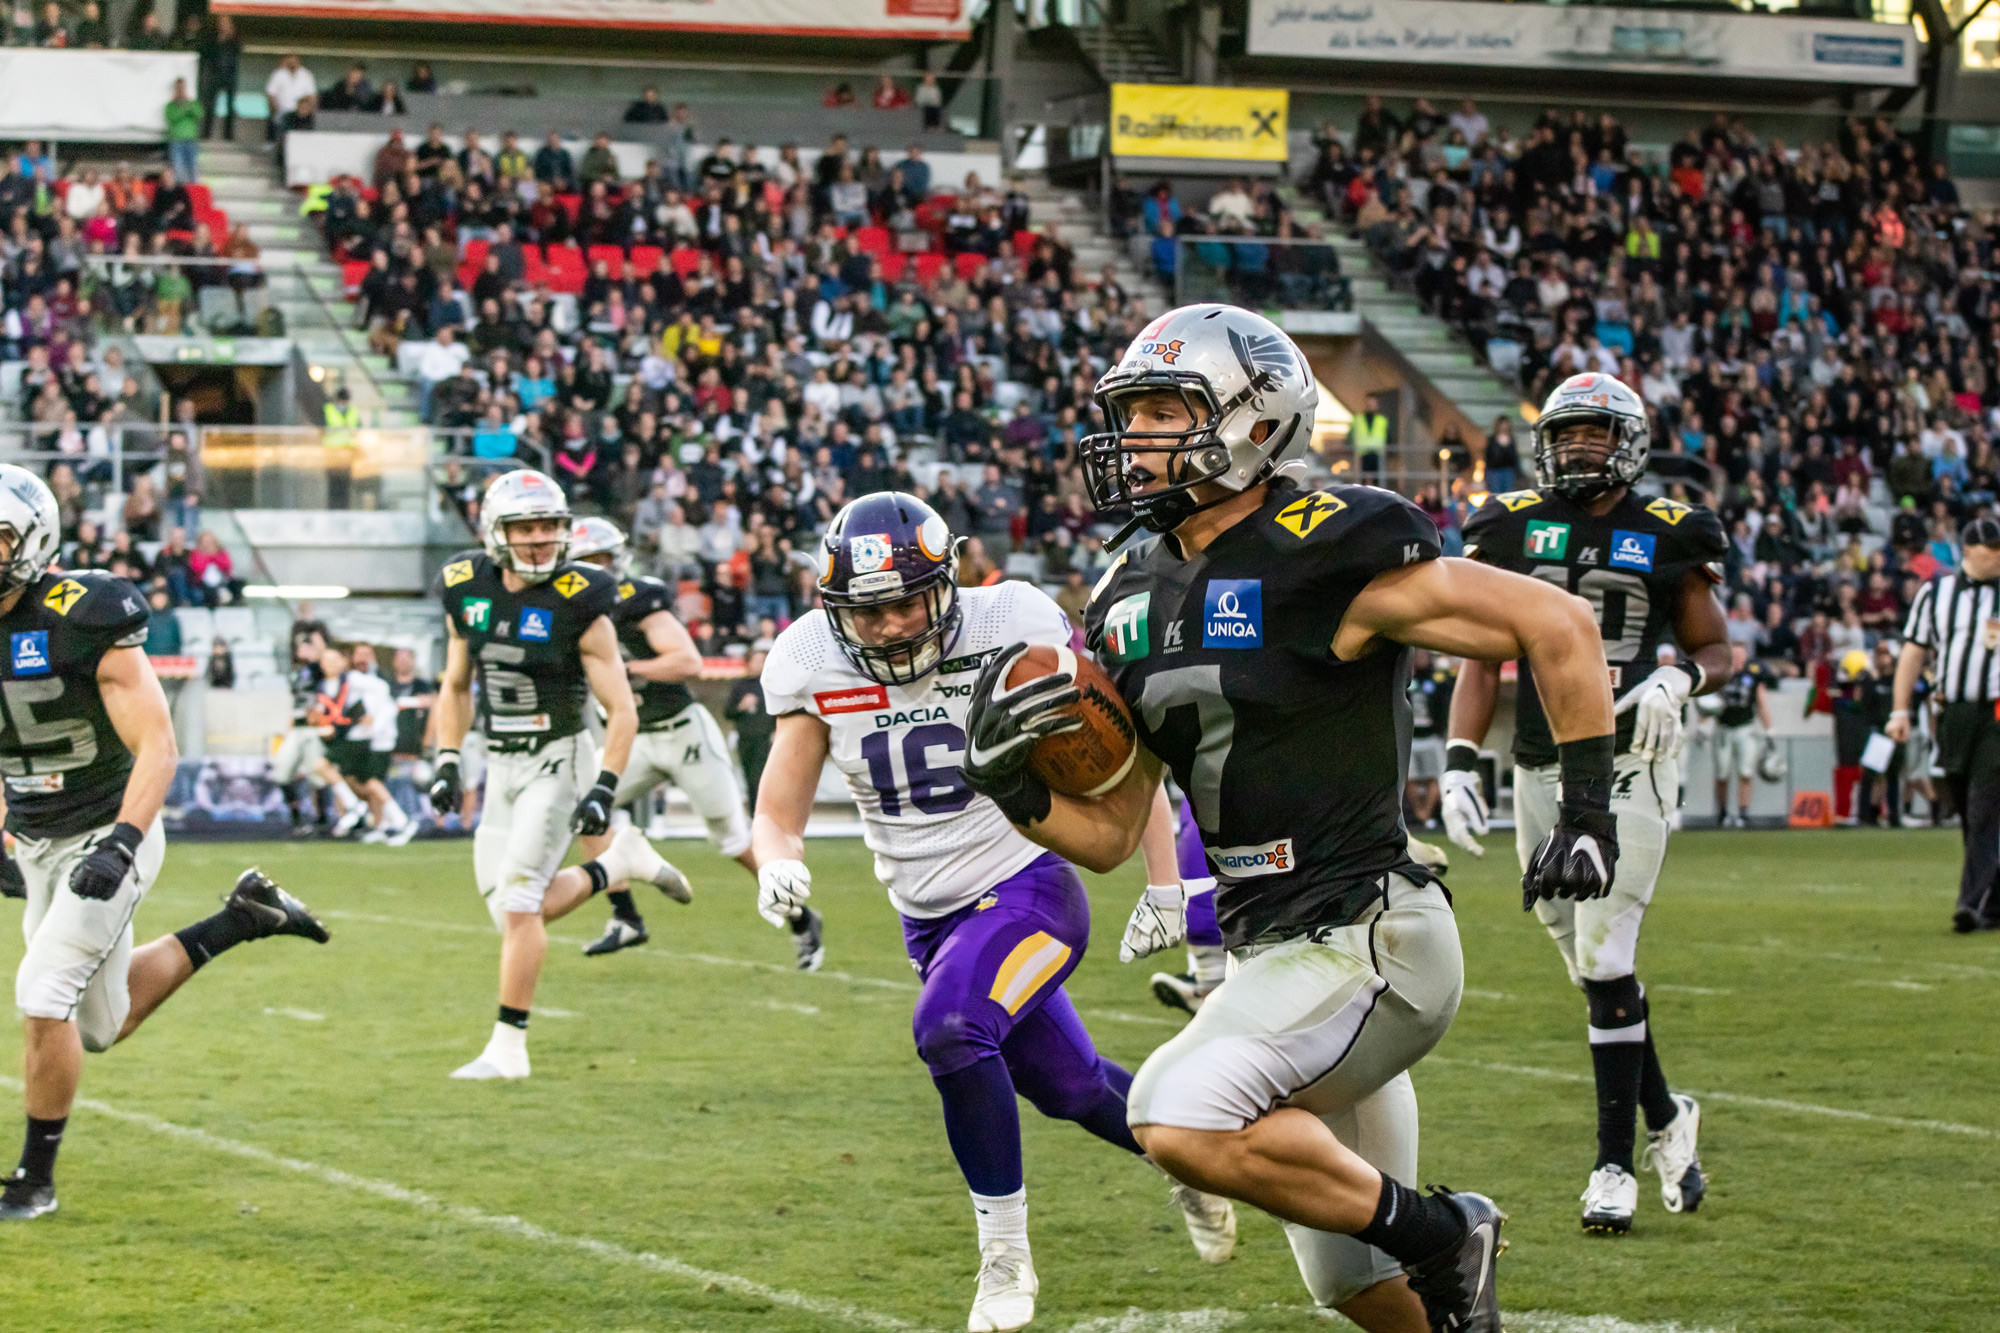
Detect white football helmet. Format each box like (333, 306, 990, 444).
(568, 515, 629, 576)
(1533, 373, 1650, 500)
(0, 465, 61, 596)
(479, 469, 571, 583)
(1084, 303, 1315, 534)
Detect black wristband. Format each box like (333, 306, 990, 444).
(1671, 659, 1704, 693)
(1558, 734, 1615, 814)
(591, 769, 619, 794)
(1445, 740, 1480, 773)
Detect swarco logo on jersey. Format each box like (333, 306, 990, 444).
(518, 608, 553, 642)
(461, 598, 491, 631)
(1524, 521, 1570, 560)
(815, 685, 889, 715)
(1211, 837, 1294, 877)
(1203, 579, 1262, 648)
(10, 631, 49, 678)
(1609, 530, 1656, 571)
(1102, 591, 1150, 663)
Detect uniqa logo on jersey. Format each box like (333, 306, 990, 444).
(1202, 580, 1262, 648)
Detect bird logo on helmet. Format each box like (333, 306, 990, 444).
(1083, 303, 1316, 539)
(818, 491, 962, 686)
(479, 469, 573, 583)
(1533, 372, 1651, 501)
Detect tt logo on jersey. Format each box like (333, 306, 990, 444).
(1645, 497, 1692, 526)
(442, 560, 475, 588)
(9, 631, 49, 678)
(1610, 530, 1656, 571)
(1274, 491, 1346, 540)
(42, 578, 86, 616)
(518, 608, 552, 642)
(1203, 580, 1262, 649)
(1102, 592, 1150, 663)
(462, 598, 491, 631)
(552, 571, 590, 599)
(1524, 521, 1570, 560)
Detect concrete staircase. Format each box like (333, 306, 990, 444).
(1073, 19, 1181, 85)
(198, 142, 421, 426)
(1013, 174, 1168, 318)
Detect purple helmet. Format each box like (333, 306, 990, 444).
(818, 491, 961, 686)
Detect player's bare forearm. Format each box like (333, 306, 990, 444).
(1448, 657, 1501, 745)
(1020, 746, 1162, 875)
(1673, 569, 1731, 694)
(582, 617, 637, 775)
(98, 647, 178, 831)
(1515, 589, 1615, 743)
(435, 627, 473, 752)
(1138, 779, 1178, 885)
(750, 713, 826, 864)
(628, 611, 702, 683)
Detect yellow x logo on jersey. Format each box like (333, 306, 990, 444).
(1646, 497, 1691, 526)
(441, 560, 475, 587)
(617, 582, 636, 601)
(1497, 489, 1543, 512)
(1274, 491, 1346, 539)
(42, 578, 86, 615)
(552, 571, 589, 599)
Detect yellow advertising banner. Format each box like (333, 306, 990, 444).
(1109, 83, 1289, 162)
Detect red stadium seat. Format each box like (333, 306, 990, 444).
(555, 194, 581, 223)
(187, 183, 213, 212)
(669, 247, 702, 278)
(456, 262, 479, 291)
(878, 251, 908, 282)
(462, 238, 490, 268)
(629, 244, 664, 275)
(854, 225, 891, 255)
(341, 260, 369, 297)
(521, 249, 549, 285)
(545, 245, 586, 293)
(587, 243, 625, 270)
(1013, 229, 1040, 256)
(912, 253, 946, 286)
(953, 251, 987, 280)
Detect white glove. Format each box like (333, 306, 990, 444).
(756, 858, 811, 928)
(1614, 664, 1698, 760)
(1119, 883, 1186, 963)
(1439, 769, 1489, 857)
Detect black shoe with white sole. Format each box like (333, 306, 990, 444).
(0, 1172, 56, 1222)
(1402, 1188, 1506, 1333)
(792, 907, 825, 972)
(225, 868, 331, 944)
(584, 916, 649, 957)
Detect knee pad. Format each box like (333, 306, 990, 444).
(911, 1004, 1004, 1079)
(1583, 975, 1646, 1040)
(709, 810, 752, 860)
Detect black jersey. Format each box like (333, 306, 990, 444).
(391, 675, 435, 755)
(288, 659, 324, 725)
(1463, 488, 1727, 768)
(1085, 482, 1442, 948)
(612, 575, 694, 729)
(432, 550, 617, 749)
(0, 570, 150, 838)
(1715, 664, 1775, 727)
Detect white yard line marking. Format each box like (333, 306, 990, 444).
(1705, 939, 2000, 982)
(1069, 1310, 1242, 1332)
(1850, 979, 1934, 993)
(535, 1006, 583, 1018)
(1501, 1315, 1736, 1333)
(1648, 984, 1729, 997)
(1462, 988, 1511, 1001)
(761, 998, 822, 1016)
(261, 1007, 325, 1022)
(1089, 1009, 1184, 1028)
(0, 1075, 919, 1333)
(1432, 1057, 1999, 1140)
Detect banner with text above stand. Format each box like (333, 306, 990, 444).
(1246, 0, 1916, 87)
(1109, 83, 1291, 170)
(212, 0, 967, 39)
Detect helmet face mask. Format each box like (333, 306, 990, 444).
(826, 581, 957, 685)
(819, 491, 962, 686)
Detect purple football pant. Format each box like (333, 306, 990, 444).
(1177, 795, 1223, 949)
(903, 852, 1141, 1196)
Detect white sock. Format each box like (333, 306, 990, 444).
(971, 1187, 1028, 1251)
(487, 1021, 527, 1054)
(1190, 944, 1228, 987)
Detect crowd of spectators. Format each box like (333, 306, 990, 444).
(1110, 173, 1348, 312)
(1292, 95, 2000, 690)
(319, 110, 1157, 657)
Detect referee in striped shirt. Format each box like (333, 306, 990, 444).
(1889, 516, 2000, 932)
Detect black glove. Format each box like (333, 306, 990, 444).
(70, 821, 143, 902)
(571, 769, 619, 836)
(429, 752, 464, 816)
(1522, 805, 1620, 910)
(962, 642, 1080, 826)
(0, 840, 23, 900)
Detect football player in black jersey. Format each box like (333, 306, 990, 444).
(1443, 372, 1730, 1236)
(566, 518, 824, 968)
(429, 471, 692, 1081)
(1708, 641, 1775, 828)
(958, 305, 1621, 1333)
(0, 466, 329, 1222)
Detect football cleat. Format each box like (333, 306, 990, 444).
(450, 1047, 530, 1080)
(0, 1172, 56, 1222)
(331, 804, 369, 839)
(584, 916, 649, 957)
(968, 1240, 1037, 1332)
(1169, 1182, 1236, 1264)
(601, 827, 692, 905)
(1580, 1164, 1638, 1234)
(384, 817, 419, 847)
(1403, 1188, 1506, 1333)
(360, 825, 390, 845)
(225, 869, 330, 944)
(1150, 971, 1217, 1016)
(1953, 908, 1980, 935)
(793, 907, 826, 972)
(1640, 1094, 1705, 1214)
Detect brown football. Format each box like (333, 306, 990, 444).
(1006, 644, 1139, 798)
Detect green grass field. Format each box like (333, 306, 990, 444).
(0, 828, 1989, 1332)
